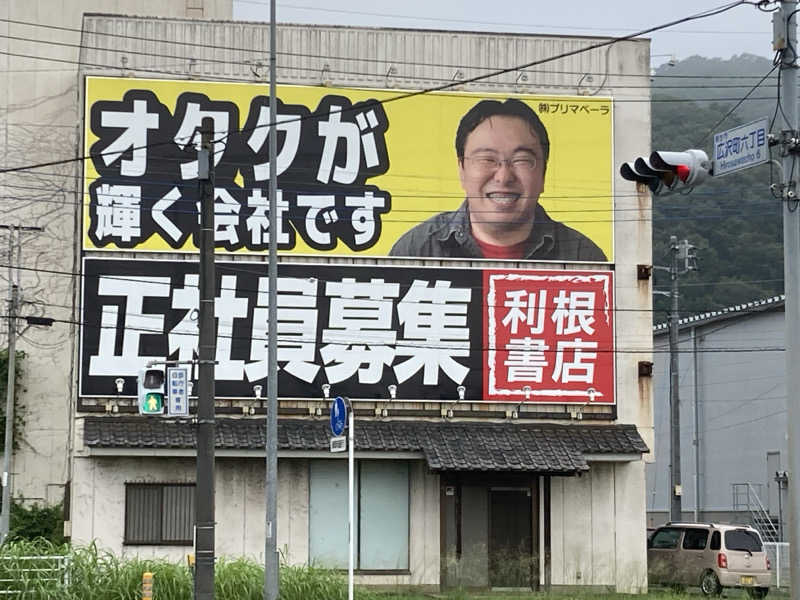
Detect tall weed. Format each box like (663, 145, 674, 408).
(0, 540, 391, 600)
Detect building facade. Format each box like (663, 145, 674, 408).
(648, 296, 788, 536)
(2, 5, 654, 592)
(0, 0, 232, 515)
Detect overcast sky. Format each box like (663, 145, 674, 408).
(233, 0, 774, 66)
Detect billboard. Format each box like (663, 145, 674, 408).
(83, 77, 613, 261)
(80, 258, 614, 403)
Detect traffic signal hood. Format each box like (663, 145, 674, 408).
(620, 149, 711, 196)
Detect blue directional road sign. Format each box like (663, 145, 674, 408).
(330, 396, 347, 436)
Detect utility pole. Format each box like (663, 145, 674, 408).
(776, 1, 800, 594)
(195, 117, 216, 600)
(0, 224, 43, 545)
(264, 0, 280, 600)
(668, 236, 682, 523)
(264, 0, 280, 598)
(0, 228, 18, 544)
(661, 236, 697, 523)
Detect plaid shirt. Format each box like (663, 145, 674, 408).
(389, 201, 607, 261)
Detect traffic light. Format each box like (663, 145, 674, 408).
(620, 149, 711, 196)
(138, 367, 165, 415)
(677, 240, 698, 271)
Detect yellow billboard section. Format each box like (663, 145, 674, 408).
(83, 76, 612, 261)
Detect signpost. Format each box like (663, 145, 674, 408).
(329, 396, 354, 600)
(713, 118, 769, 177)
(330, 396, 347, 437)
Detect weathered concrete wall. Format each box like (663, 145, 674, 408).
(0, 0, 232, 508)
(71, 454, 439, 584)
(550, 461, 647, 593)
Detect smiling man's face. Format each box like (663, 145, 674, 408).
(458, 115, 546, 246)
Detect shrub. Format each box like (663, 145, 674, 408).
(9, 501, 65, 545)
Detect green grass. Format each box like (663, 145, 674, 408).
(0, 541, 400, 600)
(0, 540, 789, 599)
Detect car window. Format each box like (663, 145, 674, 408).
(710, 531, 721, 550)
(651, 527, 682, 549)
(725, 529, 763, 552)
(682, 528, 709, 550)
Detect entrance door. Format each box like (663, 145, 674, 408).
(489, 488, 532, 588)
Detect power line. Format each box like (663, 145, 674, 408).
(0, 1, 753, 176)
(0, 259, 786, 320)
(0, 311, 782, 355)
(242, 0, 766, 37)
(694, 61, 780, 146)
(1, 14, 778, 80)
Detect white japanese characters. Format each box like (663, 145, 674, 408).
(486, 271, 614, 403)
(81, 262, 613, 404)
(84, 261, 473, 397)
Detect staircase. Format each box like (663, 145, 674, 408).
(731, 482, 780, 542)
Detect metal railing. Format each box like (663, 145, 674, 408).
(732, 482, 779, 542)
(0, 554, 70, 595)
(764, 542, 790, 589)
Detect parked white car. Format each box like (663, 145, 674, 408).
(648, 522, 771, 597)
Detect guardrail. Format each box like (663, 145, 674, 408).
(0, 554, 70, 595)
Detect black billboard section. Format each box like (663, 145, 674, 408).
(87, 91, 391, 252)
(80, 259, 481, 400)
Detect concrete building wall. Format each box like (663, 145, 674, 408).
(648, 306, 787, 524)
(70, 453, 440, 584)
(74, 13, 653, 426)
(550, 460, 647, 593)
(3, 8, 652, 591)
(0, 0, 232, 508)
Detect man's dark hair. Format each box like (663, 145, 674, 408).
(455, 98, 550, 167)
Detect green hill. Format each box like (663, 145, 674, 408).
(650, 54, 783, 319)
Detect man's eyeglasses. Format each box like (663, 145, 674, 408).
(464, 154, 537, 173)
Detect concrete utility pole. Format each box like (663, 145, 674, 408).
(660, 236, 697, 523)
(0, 224, 43, 544)
(264, 0, 280, 598)
(776, 1, 800, 594)
(195, 118, 217, 600)
(0, 229, 18, 544)
(668, 235, 682, 523)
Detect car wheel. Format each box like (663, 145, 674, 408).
(700, 570, 722, 596)
(746, 587, 769, 599)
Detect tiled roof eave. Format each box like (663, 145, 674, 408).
(84, 417, 647, 474)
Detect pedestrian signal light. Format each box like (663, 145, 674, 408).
(620, 149, 711, 196)
(138, 367, 165, 415)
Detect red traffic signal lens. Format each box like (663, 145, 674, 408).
(676, 164, 690, 182)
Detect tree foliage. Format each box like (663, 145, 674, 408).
(8, 501, 65, 545)
(651, 54, 783, 321)
(0, 349, 26, 450)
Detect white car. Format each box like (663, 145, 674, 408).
(648, 522, 772, 597)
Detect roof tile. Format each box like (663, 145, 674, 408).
(84, 417, 648, 474)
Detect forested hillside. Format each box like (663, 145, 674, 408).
(649, 54, 783, 319)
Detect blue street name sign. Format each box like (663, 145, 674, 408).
(330, 396, 347, 437)
(713, 117, 768, 177)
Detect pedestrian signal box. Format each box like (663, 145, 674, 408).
(138, 368, 165, 415)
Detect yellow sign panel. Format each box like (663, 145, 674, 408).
(83, 77, 613, 261)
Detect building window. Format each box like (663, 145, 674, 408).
(124, 483, 194, 545)
(309, 460, 409, 571)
